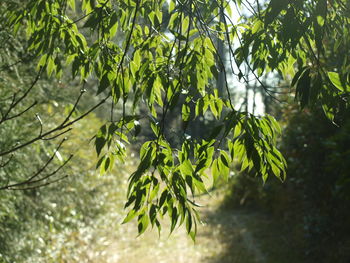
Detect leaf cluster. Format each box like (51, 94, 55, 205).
(3, 0, 349, 238)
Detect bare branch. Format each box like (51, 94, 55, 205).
(61, 85, 86, 126)
(42, 128, 72, 141)
(0, 68, 43, 125)
(0, 95, 108, 157)
(0, 138, 67, 190)
(0, 140, 74, 191)
(9, 175, 68, 191)
(5, 101, 37, 121)
(25, 154, 73, 185)
(0, 155, 13, 168)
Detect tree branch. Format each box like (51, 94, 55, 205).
(0, 138, 70, 190)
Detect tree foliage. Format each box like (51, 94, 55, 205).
(1, 0, 349, 238)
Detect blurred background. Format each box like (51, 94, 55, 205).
(2, 47, 350, 262)
(1, 1, 350, 262)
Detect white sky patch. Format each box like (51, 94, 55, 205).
(225, 0, 271, 116)
(163, 0, 270, 115)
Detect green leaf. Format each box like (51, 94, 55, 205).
(149, 183, 159, 202)
(182, 104, 191, 121)
(295, 68, 311, 108)
(98, 73, 110, 94)
(169, 0, 176, 13)
(328, 72, 347, 92)
(182, 16, 190, 34)
(37, 54, 48, 70)
(168, 12, 179, 29)
(211, 158, 220, 185)
(83, 14, 98, 28)
(149, 204, 157, 226)
(151, 121, 160, 136)
(109, 12, 119, 38)
(266, 115, 281, 135)
(170, 206, 178, 233)
(219, 151, 230, 181)
(138, 212, 149, 235)
(134, 120, 141, 137)
(180, 159, 193, 176)
(193, 175, 207, 193)
(133, 49, 141, 69)
(185, 212, 192, 234)
(104, 156, 111, 172)
(122, 209, 137, 224)
(252, 20, 263, 34)
(189, 230, 196, 242)
(68, 0, 76, 11)
(264, 0, 288, 27)
(72, 56, 81, 78)
(47, 56, 56, 77)
(159, 189, 168, 208)
(95, 136, 106, 156)
(322, 103, 336, 122)
(291, 67, 308, 87)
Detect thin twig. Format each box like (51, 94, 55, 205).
(10, 175, 68, 190)
(0, 155, 13, 168)
(26, 154, 73, 185)
(0, 67, 43, 125)
(61, 84, 86, 126)
(0, 138, 68, 190)
(0, 96, 107, 157)
(0, 138, 66, 189)
(5, 101, 37, 121)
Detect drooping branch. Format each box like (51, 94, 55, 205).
(0, 94, 108, 157)
(0, 67, 43, 125)
(0, 138, 72, 190)
(9, 175, 69, 191)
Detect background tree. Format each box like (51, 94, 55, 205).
(221, 1, 350, 259)
(0, 3, 131, 262)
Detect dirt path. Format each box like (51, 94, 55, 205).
(104, 191, 266, 263)
(231, 214, 266, 262)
